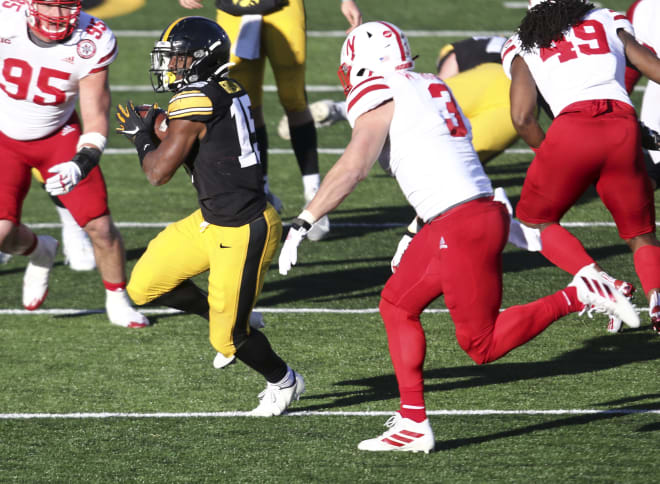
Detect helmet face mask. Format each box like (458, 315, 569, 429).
(150, 17, 232, 93)
(337, 21, 414, 95)
(27, 0, 81, 41)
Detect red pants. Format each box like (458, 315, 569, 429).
(516, 100, 655, 239)
(0, 112, 109, 227)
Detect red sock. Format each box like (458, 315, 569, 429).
(633, 245, 660, 295)
(103, 280, 127, 292)
(540, 224, 594, 275)
(561, 286, 583, 312)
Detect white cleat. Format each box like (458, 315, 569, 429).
(57, 206, 96, 271)
(277, 99, 344, 140)
(358, 412, 435, 454)
(0, 251, 13, 264)
(22, 235, 59, 310)
(649, 292, 660, 335)
(106, 289, 150, 328)
(307, 215, 330, 241)
(569, 264, 640, 329)
(598, 271, 635, 334)
(303, 193, 330, 242)
(249, 371, 305, 417)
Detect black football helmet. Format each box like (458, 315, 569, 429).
(150, 16, 232, 92)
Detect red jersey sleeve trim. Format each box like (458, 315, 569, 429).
(347, 84, 389, 113)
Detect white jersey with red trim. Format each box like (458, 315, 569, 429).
(628, 0, 660, 164)
(0, 2, 117, 140)
(628, 0, 660, 51)
(345, 70, 492, 223)
(501, 8, 633, 117)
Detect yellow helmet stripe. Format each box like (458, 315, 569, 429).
(161, 17, 187, 41)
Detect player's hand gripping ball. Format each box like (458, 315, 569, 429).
(135, 104, 169, 141)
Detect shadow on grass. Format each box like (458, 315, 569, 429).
(434, 394, 660, 451)
(296, 331, 660, 414)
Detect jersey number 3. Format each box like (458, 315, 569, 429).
(428, 82, 468, 138)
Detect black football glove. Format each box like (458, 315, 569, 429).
(115, 100, 156, 142)
(116, 100, 158, 165)
(640, 122, 660, 151)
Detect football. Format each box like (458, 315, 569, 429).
(135, 104, 168, 141)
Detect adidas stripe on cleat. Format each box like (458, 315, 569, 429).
(358, 413, 435, 453)
(569, 264, 639, 329)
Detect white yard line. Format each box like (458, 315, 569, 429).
(1, 408, 657, 419)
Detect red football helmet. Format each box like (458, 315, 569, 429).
(26, 0, 82, 41)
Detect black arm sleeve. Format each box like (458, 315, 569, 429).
(71, 147, 102, 179)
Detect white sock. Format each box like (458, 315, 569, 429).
(302, 174, 321, 202)
(55, 205, 79, 230)
(271, 366, 295, 389)
(337, 101, 348, 119)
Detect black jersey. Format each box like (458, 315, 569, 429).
(437, 36, 506, 73)
(167, 78, 266, 227)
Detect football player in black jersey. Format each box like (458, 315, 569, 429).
(116, 16, 305, 416)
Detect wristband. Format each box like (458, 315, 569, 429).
(298, 209, 317, 225)
(72, 147, 102, 178)
(77, 132, 107, 152)
(291, 217, 312, 231)
(134, 131, 156, 166)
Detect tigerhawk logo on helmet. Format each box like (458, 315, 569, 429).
(149, 16, 233, 93)
(337, 21, 414, 95)
(26, 0, 82, 41)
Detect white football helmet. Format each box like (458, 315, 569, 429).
(26, 0, 81, 41)
(338, 21, 414, 95)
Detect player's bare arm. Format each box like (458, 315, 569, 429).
(341, 0, 362, 33)
(79, 68, 110, 141)
(305, 100, 393, 221)
(141, 118, 206, 186)
(509, 56, 544, 149)
(619, 29, 660, 84)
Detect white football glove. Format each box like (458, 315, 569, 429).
(45, 161, 82, 196)
(278, 218, 311, 275)
(391, 233, 413, 273)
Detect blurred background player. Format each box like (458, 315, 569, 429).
(625, 0, 660, 189)
(504, 0, 660, 334)
(0, 0, 148, 327)
(278, 21, 638, 452)
(177, 0, 363, 241)
(117, 16, 304, 416)
(33, 168, 96, 271)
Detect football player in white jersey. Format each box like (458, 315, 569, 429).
(626, 0, 660, 188)
(278, 21, 638, 453)
(0, 0, 148, 328)
(504, 0, 660, 335)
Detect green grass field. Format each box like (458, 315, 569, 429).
(1, 0, 659, 482)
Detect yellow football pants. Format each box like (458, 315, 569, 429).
(216, 0, 307, 111)
(127, 205, 281, 357)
